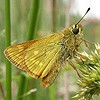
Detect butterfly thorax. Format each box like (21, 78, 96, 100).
(57, 24, 83, 60)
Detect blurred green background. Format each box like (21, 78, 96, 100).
(0, 0, 100, 100)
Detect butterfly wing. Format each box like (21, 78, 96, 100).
(4, 33, 65, 87)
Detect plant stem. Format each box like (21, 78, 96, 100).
(17, 1, 40, 100)
(52, 0, 57, 32)
(17, 75, 28, 100)
(5, 0, 11, 100)
(27, 0, 40, 40)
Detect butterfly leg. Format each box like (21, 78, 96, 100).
(81, 38, 95, 45)
(81, 38, 95, 50)
(68, 61, 81, 78)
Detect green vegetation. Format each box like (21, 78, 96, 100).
(5, 0, 11, 100)
(74, 43, 100, 100)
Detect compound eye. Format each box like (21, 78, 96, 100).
(72, 28, 79, 34)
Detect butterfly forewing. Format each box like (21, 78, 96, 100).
(4, 33, 66, 87)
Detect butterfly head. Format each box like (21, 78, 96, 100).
(72, 24, 83, 34)
(70, 24, 83, 35)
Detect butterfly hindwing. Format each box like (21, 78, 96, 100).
(41, 60, 62, 87)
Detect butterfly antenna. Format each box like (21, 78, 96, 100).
(75, 7, 90, 25)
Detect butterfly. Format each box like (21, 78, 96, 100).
(4, 8, 90, 87)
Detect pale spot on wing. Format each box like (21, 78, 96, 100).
(35, 61, 39, 65)
(39, 63, 43, 67)
(34, 51, 38, 55)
